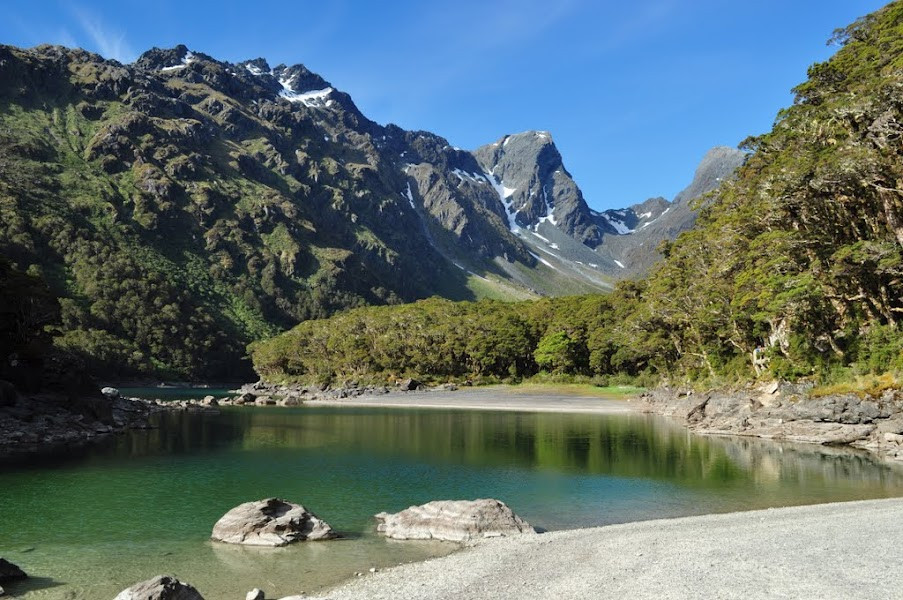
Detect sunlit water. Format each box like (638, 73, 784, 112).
(3, 389, 903, 598)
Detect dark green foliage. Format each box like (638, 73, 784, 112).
(250, 294, 635, 384)
(0, 256, 59, 362)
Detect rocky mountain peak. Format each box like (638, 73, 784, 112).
(241, 57, 271, 75)
(270, 63, 332, 94)
(673, 145, 746, 206)
(134, 45, 214, 72)
(474, 130, 608, 246)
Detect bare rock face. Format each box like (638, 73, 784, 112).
(113, 575, 204, 600)
(211, 498, 337, 546)
(375, 499, 535, 542)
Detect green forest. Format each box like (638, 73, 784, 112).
(252, 4, 903, 389)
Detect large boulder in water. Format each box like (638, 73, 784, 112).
(211, 498, 337, 546)
(113, 575, 203, 600)
(375, 498, 535, 542)
(0, 558, 27, 581)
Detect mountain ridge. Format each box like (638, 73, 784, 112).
(0, 42, 741, 378)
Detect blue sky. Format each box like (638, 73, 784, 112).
(1, 0, 890, 210)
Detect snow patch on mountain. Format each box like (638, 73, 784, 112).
(403, 183, 416, 209)
(529, 251, 559, 271)
(484, 171, 519, 232)
(604, 213, 632, 235)
(160, 50, 195, 72)
(278, 75, 334, 107)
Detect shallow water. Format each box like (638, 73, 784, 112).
(2, 396, 903, 598)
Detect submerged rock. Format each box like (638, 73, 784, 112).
(0, 558, 26, 581)
(375, 498, 535, 542)
(211, 498, 337, 546)
(113, 575, 203, 600)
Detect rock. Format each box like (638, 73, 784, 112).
(211, 498, 337, 546)
(278, 397, 300, 407)
(101, 387, 120, 399)
(245, 589, 265, 600)
(375, 499, 535, 542)
(0, 584, 4, 595)
(254, 396, 276, 406)
(398, 378, 421, 391)
(878, 418, 903, 435)
(113, 575, 203, 600)
(0, 558, 26, 581)
(200, 396, 218, 406)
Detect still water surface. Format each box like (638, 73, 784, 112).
(2, 391, 903, 598)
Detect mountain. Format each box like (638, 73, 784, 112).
(0, 43, 738, 379)
(251, 1, 903, 387)
(594, 146, 746, 274)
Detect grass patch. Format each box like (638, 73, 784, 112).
(810, 372, 899, 399)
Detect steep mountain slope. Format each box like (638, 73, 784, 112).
(0, 44, 476, 378)
(0, 44, 620, 378)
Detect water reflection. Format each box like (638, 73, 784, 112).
(198, 408, 903, 492)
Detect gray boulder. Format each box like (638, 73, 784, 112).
(246, 589, 264, 600)
(375, 498, 535, 542)
(211, 498, 337, 546)
(101, 387, 120, 399)
(113, 575, 203, 600)
(0, 558, 26, 581)
(398, 378, 421, 391)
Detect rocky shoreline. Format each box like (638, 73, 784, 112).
(638, 382, 903, 462)
(222, 379, 457, 407)
(0, 386, 218, 457)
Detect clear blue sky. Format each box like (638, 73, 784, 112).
(2, 0, 890, 210)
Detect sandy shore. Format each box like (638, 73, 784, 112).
(304, 386, 637, 414)
(319, 497, 903, 599)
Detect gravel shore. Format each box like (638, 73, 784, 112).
(319, 497, 903, 600)
(303, 387, 636, 414)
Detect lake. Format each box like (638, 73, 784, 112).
(2, 392, 903, 598)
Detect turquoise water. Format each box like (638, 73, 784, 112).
(2, 399, 903, 598)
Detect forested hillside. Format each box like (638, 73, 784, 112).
(252, 3, 903, 387)
(1, 42, 705, 382)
